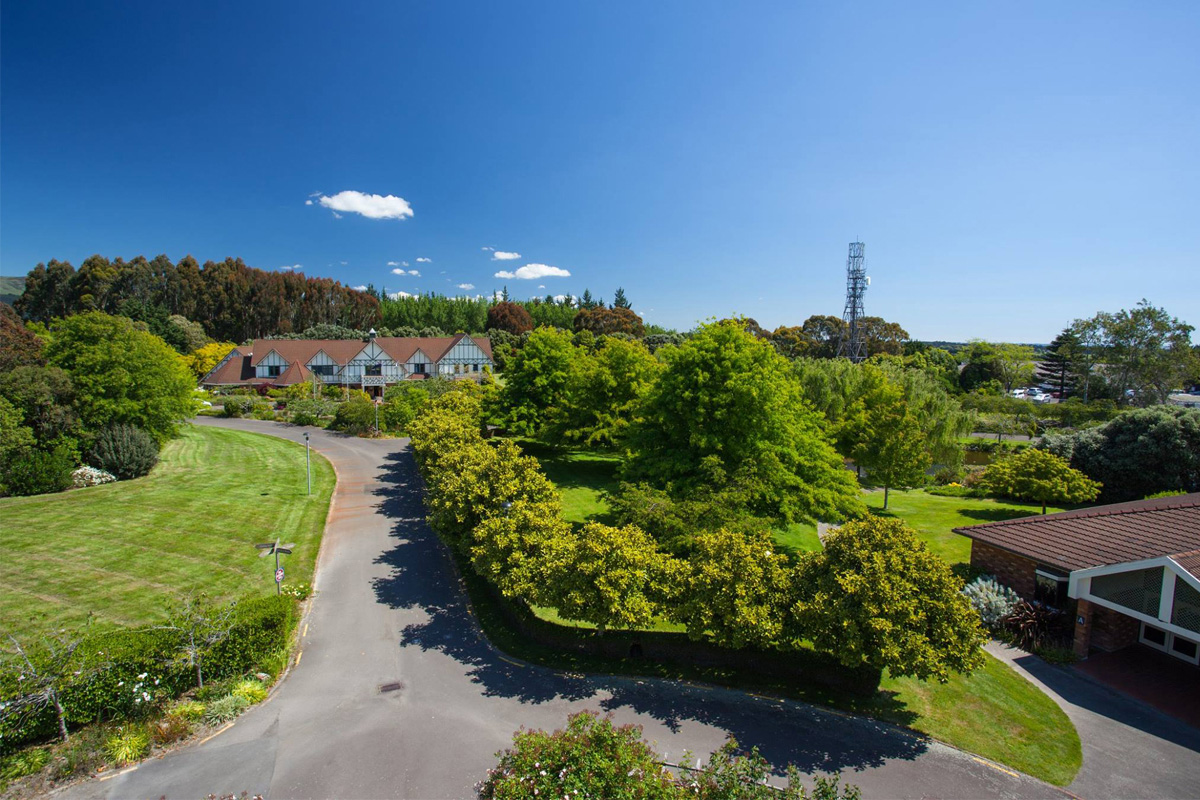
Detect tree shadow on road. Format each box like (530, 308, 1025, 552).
(366, 450, 929, 775)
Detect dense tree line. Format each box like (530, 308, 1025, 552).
(15, 255, 380, 342)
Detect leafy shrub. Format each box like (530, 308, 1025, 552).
(1002, 601, 1068, 651)
(167, 700, 205, 721)
(925, 484, 986, 498)
(150, 714, 192, 746)
(330, 396, 376, 434)
(220, 396, 258, 418)
(104, 725, 149, 766)
(87, 424, 159, 480)
(71, 465, 117, 488)
(231, 680, 268, 704)
(3, 444, 74, 496)
(280, 581, 312, 600)
(931, 465, 964, 485)
(287, 399, 332, 427)
(202, 694, 250, 725)
(962, 576, 1020, 628)
(250, 405, 278, 421)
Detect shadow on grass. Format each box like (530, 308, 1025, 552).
(365, 449, 930, 776)
(956, 507, 1041, 523)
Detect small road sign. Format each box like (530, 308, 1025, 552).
(275, 567, 285, 583)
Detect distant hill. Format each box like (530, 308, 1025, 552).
(0, 276, 25, 306)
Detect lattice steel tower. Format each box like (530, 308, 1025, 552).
(836, 241, 869, 362)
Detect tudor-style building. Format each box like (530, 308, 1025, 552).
(201, 330, 493, 397)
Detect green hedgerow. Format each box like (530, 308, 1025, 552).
(167, 700, 206, 721)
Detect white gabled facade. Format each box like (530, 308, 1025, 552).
(255, 349, 289, 379)
(438, 335, 489, 376)
(343, 341, 404, 386)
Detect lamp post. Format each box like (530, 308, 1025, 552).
(374, 398, 381, 434)
(303, 432, 311, 496)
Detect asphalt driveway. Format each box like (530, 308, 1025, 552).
(61, 419, 1072, 799)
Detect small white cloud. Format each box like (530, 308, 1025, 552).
(492, 251, 521, 261)
(552, 294, 572, 304)
(494, 263, 570, 280)
(481, 246, 494, 251)
(305, 200, 313, 206)
(490, 290, 505, 301)
(537, 285, 546, 289)
(352, 285, 368, 291)
(332, 212, 343, 219)
(391, 268, 405, 275)
(408, 269, 420, 276)
(315, 190, 414, 220)
(388, 290, 415, 299)
(279, 264, 302, 271)
(308, 191, 322, 197)
(457, 283, 475, 290)
(340, 261, 348, 265)
(416, 257, 431, 263)
(387, 261, 401, 267)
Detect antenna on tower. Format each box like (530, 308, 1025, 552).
(836, 241, 869, 362)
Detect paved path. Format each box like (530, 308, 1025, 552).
(987, 642, 1200, 800)
(64, 419, 1066, 800)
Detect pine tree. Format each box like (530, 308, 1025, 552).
(1036, 328, 1079, 398)
(612, 287, 631, 309)
(580, 289, 596, 309)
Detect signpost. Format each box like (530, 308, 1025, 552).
(255, 539, 295, 595)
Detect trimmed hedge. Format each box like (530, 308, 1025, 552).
(0, 595, 298, 753)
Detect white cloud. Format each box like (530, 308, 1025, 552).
(315, 190, 414, 220)
(537, 285, 546, 289)
(308, 191, 322, 197)
(490, 290, 505, 301)
(340, 261, 348, 265)
(388, 290, 415, 299)
(408, 269, 421, 276)
(352, 285, 368, 291)
(493, 263, 570, 280)
(391, 268, 405, 275)
(305, 200, 313, 206)
(492, 251, 521, 261)
(279, 264, 302, 271)
(481, 246, 494, 251)
(457, 283, 475, 290)
(552, 294, 573, 304)
(416, 257, 431, 263)
(387, 261, 401, 267)
(332, 212, 343, 219)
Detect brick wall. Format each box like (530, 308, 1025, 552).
(970, 540, 1037, 599)
(1091, 603, 1140, 652)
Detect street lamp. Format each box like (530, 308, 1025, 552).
(255, 539, 295, 595)
(303, 432, 311, 496)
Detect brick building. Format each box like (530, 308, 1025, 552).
(956, 493, 1200, 664)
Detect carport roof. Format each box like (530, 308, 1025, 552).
(955, 493, 1200, 575)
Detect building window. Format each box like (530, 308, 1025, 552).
(366, 363, 382, 376)
(265, 365, 283, 378)
(412, 363, 426, 374)
(1091, 567, 1164, 617)
(1034, 568, 1069, 608)
(310, 364, 335, 378)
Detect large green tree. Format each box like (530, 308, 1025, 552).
(625, 321, 862, 524)
(958, 341, 1036, 393)
(43, 312, 196, 442)
(791, 517, 985, 682)
(0, 302, 45, 373)
(843, 391, 931, 509)
(497, 327, 576, 435)
(543, 336, 662, 448)
(1095, 300, 1196, 406)
(978, 448, 1101, 514)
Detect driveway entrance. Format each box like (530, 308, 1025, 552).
(1074, 644, 1200, 729)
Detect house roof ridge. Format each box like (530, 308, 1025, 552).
(954, 495, 1200, 533)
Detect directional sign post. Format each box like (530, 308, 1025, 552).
(255, 539, 295, 596)
(303, 432, 311, 496)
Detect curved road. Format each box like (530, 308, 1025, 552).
(62, 420, 1088, 799)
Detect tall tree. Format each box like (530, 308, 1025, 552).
(1097, 300, 1196, 406)
(497, 327, 577, 435)
(1036, 328, 1079, 397)
(0, 303, 45, 372)
(611, 287, 631, 309)
(486, 301, 534, 334)
(573, 306, 644, 337)
(625, 321, 862, 524)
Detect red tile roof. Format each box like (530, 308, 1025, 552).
(955, 493, 1200, 573)
(202, 348, 255, 385)
(248, 335, 492, 366)
(275, 360, 312, 386)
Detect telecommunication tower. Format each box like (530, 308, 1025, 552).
(836, 241, 869, 362)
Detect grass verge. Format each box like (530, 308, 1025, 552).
(0, 424, 335, 638)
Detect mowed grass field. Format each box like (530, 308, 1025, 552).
(0, 425, 335, 638)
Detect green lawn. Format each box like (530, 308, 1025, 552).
(863, 489, 1061, 566)
(0, 424, 335, 638)
(515, 440, 622, 525)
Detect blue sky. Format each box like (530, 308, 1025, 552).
(2, 1, 1197, 342)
